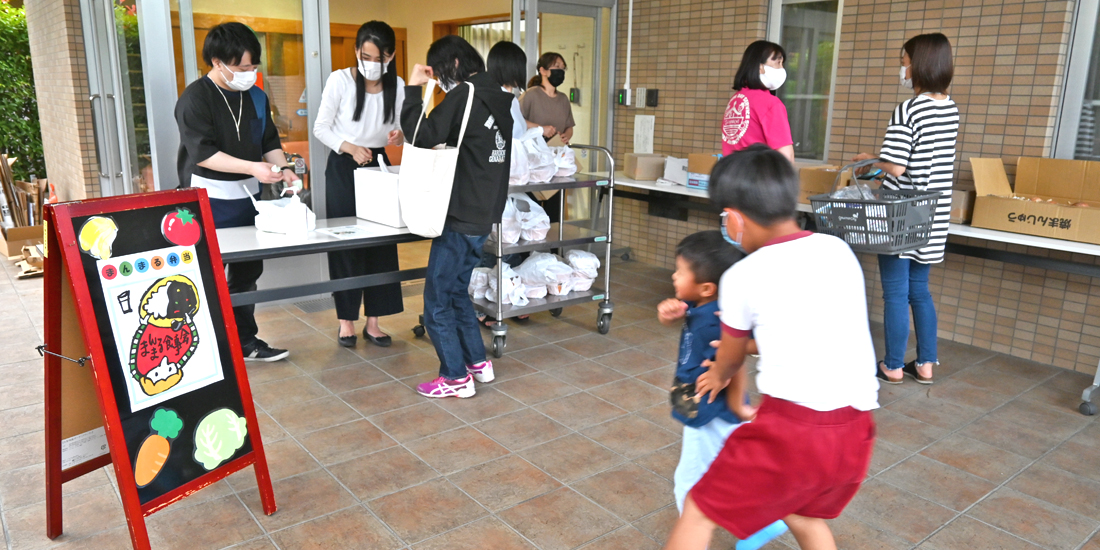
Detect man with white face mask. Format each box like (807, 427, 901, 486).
(721, 41, 795, 164)
(175, 21, 295, 362)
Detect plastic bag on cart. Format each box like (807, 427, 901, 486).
(487, 263, 529, 306)
(525, 284, 548, 299)
(512, 194, 551, 241)
(494, 197, 522, 244)
(571, 273, 595, 292)
(519, 128, 558, 183)
(514, 251, 561, 286)
(565, 249, 601, 279)
(510, 137, 530, 186)
(547, 278, 575, 296)
(551, 147, 577, 178)
(468, 267, 491, 300)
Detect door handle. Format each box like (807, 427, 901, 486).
(88, 94, 109, 178)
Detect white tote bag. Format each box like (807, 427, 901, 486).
(399, 80, 476, 238)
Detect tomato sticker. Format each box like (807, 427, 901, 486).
(161, 207, 202, 247)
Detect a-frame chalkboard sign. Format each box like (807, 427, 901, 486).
(42, 189, 276, 549)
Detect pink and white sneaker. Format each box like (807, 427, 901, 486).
(467, 361, 495, 383)
(416, 375, 476, 398)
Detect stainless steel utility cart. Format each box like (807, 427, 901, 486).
(412, 145, 616, 358)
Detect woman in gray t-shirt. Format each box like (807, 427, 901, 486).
(520, 52, 575, 144)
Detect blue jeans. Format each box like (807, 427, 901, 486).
(878, 254, 938, 370)
(424, 229, 488, 380)
(674, 418, 740, 514)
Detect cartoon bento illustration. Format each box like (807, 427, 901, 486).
(128, 275, 201, 396)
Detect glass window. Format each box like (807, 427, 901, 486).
(1072, 9, 1100, 160)
(775, 0, 839, 161)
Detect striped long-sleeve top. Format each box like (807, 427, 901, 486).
(878, 94, 960, 263)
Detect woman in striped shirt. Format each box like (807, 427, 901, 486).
(853, 33, 959, 385)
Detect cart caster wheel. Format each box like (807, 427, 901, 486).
(491, 335, 505, 358)
(412, 325, 426, 338)
(621, 252, 631, 261)
(1080, 402, 1097, 416)
(550, 307, 563, 317)
(597, 313, 612, 335)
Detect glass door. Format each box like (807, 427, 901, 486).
(80, 0, 148, 196)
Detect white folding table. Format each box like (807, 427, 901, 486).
(215, 216, 427, 306)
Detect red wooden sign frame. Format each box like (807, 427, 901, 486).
(43, 189, 275, 549)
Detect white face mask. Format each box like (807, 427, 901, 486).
(358, 59, 384, 81)
(899, 65, 913, 89)
(220, 65, 257, 91)
(760, 65, 787, 91)
(439, 79, 457, 93)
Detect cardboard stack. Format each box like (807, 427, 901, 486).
(0, 155, 47, 259)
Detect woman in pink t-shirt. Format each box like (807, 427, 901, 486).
(722, 41, 794, 164)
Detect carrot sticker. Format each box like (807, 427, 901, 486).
(135, 408, 183, 487)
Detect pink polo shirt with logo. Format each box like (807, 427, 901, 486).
(721, 88, 794, 156)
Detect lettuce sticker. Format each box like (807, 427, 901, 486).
(193, 408, 248, 470)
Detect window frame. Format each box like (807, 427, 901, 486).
(1053, 0, 1100, 159)
(768, 0, 844, 163)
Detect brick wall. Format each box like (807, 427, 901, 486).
(26, 0, 99, 201)
(609, 0, 1100, 375)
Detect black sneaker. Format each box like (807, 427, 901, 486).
(242, 340, 289, 362)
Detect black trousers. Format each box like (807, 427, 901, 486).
(325, 149, 404, 321)
(210, 194, 264, 347)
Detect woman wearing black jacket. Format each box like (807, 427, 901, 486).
(401, 36, 514, 399)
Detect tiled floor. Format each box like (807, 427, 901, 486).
(2, 256, 1100, 549)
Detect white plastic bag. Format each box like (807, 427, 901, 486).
(514, 251, 561, 286)
(510, 138, 530, 186)
(546, 261, 574, 284)
(521, 128, 557, 183)
(551, 147, 577, 177)
(487, 263, 529, 306)
(547, 279, 575, 296)
(511, 194, 551, 241)
(468, 267, 491, 300)
(525, 284, 548, 299)
(248, 187, 316, 235)
(565, 249, 601, 279)
(571, 273, 595, 292)
(497, 197, 522, 244)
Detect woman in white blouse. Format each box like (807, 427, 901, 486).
(313, 20, 405, 348)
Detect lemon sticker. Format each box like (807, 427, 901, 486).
(77, 216, 118, 260)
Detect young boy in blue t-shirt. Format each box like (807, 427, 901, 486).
(657, 231, 747, 512)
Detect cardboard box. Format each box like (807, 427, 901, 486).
(354, 166, 405, 228)
(0, 224, 43, 258)
(970, 157, 1100, 244)
(684, 153, 722, 191)
(798, 165, 848, 204)
(688, 153, 721, 176)
(624, 153, 665, 181)
(950, 189, 976, 224)
(687, 172, 710, 191)
(663, 157, 688, 185)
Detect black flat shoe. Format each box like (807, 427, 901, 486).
(338, 330, 357, 348)
(902, 361, 934, 384)
(876, 362, 903, 385)
(363, 328, 392, 347)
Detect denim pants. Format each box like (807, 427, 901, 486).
(424, 228, 488, 380)
(878, 254, 938, 370)
(674, 417, 740, 514)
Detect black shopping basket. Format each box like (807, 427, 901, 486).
(808, 158, 939, 255)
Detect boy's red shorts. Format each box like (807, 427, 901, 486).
(689, 395, 875, 539)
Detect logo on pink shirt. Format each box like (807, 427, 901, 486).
(722, 93, 751, 146)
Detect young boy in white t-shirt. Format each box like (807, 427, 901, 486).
(664, 144, 880, 550)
